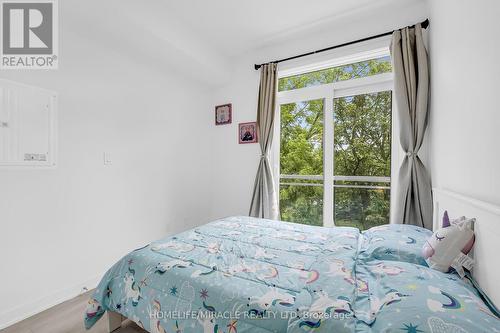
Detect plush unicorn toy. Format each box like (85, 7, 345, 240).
(422, 211, 475, 273)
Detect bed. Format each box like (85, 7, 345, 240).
(84, 190, 500, 332)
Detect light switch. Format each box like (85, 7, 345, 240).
(103, 152, 112, 166)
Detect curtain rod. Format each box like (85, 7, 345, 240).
(254, 18, 429, 70)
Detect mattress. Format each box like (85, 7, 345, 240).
(84, 216, 499, 332)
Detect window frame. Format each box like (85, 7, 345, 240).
(273, 49, 402, 227)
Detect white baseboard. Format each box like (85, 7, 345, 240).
(0, 275, 101, 330)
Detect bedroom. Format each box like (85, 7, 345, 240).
(0, 0, 499, 332)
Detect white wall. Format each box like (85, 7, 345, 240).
(428, 0, 500, 205)
(208, 1, 429, 220)
(0, 5, 213, 329)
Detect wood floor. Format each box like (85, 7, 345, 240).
(0, 292, 147, 333)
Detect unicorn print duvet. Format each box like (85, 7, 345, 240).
(84, 216, 499, 332)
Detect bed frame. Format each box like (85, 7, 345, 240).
(107, 311, 124, 332)
(433, 188, 500, 307)
(106, 188, 500, 332)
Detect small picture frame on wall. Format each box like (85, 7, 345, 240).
(215, 103, 232, 125)
(238, 122, 258, 144)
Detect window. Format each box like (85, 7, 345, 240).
(276, 54, 394, 230)
(278, 56, 391, 92)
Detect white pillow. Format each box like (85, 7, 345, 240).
(422, 215, 475, 274)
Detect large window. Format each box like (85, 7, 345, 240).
(277, 55, 393, 230)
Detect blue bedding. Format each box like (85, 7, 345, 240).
(84, 216, 499, 332)
(359, 224, 433, 266)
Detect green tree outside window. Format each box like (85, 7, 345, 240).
(279, 57, 392, 230)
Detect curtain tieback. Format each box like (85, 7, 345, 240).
(406, 151, 417, 157)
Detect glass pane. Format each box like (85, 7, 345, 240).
(334, 91, 392, 177)
(278, 56, 391, 92)
(280, 99, 323, 175)
(280, 98, 324, 226)
(280, 184, 323, 226)
(334, 187, 390, 230)
(333, 90, 392, 229)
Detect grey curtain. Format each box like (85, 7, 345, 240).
(249, 63, 279, 220)
(391, 23, 433, 229)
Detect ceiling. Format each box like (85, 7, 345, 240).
(161, 0, 385, 57)
(65, 0, 426, 86)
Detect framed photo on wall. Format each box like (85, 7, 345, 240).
(215, 103, 232, 125)
(238, 122, 258, 144)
